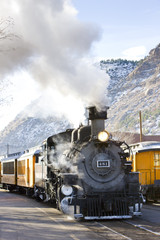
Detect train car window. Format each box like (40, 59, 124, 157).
(3, 162, 14, 174)
(154, 153, 160, 166)
(35, 155, 39, 163)
(18, 160, 25, 175)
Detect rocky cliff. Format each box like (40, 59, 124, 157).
(105, 44, 160, 135)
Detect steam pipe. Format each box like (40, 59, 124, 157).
(87, 106, 109, 139)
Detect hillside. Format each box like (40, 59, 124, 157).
(105, 44, 160, 135)
(100, 59, 139, 103)
(0, 110, 71, 155)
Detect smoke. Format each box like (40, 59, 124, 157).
(47, 137, 77, 173)
(0, 0, 109, 126)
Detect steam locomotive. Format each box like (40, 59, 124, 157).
(0, 106, 142, 220)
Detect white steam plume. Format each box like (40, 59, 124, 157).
(0, 0, 109, 126)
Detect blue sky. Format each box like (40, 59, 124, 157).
(72, 0, 160, 60)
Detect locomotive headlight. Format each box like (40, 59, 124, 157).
(61, 185, 73, 196)
(98, 130, 110, 142)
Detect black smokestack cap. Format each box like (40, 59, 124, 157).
(88, 106, 109, 120)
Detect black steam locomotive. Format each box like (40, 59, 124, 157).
(35, 106, 142, 219)
(0, 106, 142, 219)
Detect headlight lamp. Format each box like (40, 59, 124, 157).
(98, 130, 110, 142)
(61, 185, 73, 196)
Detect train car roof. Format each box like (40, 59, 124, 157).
(1, 151, 24, 161)
(130, 141, 160, 153)
(18, 146, 41, 159)
(0, 145, 41, 161)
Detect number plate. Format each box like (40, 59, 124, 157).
(97, 160, 110, 168)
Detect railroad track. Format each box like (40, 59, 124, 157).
(81, 218, 160, 240)
(80, 204, 160, 240)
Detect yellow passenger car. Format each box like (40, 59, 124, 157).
(1, 152, 22, 189)
(0, 146, 44, 194)
(130, 141, 160, 201)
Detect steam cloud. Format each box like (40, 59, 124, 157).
(0, 0, 109, 126)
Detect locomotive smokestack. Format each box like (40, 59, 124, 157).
(88, 106, 109, 139)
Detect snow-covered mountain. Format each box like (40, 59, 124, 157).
(105, 44, 160, 135)
(0, 44, 160, 155)
(0, 109, 71, 155)
(100, 59, 139, 104)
